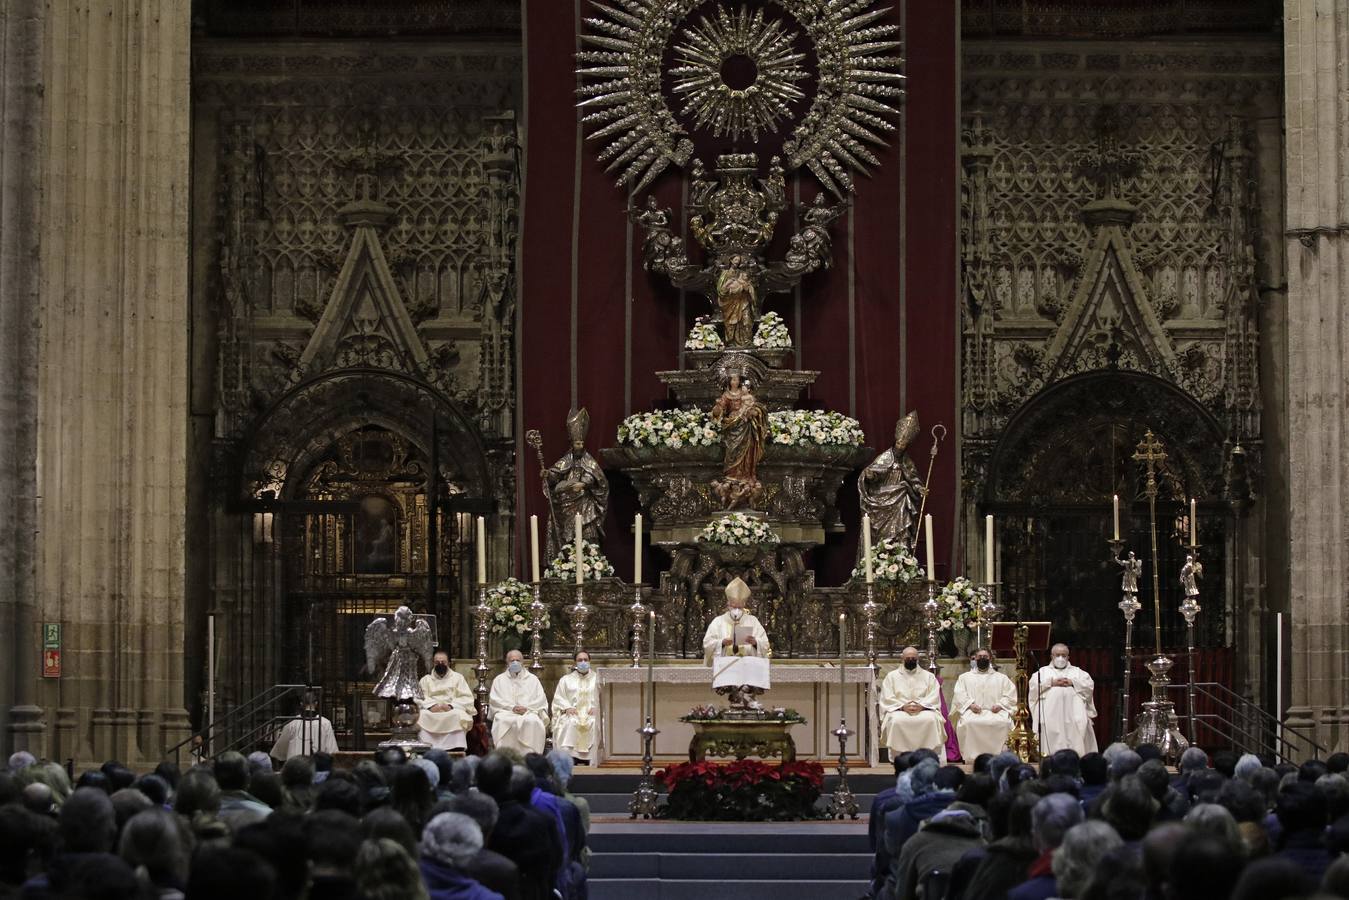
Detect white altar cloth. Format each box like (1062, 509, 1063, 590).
(593, 664, 877, 766)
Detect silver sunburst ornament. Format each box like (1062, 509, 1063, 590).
(669, 5, 808, 141)
(577, 0, 905, 195)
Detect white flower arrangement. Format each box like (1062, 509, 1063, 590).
(697, 513, 780, 546)
(850, 536, 922, 584)
(543, 540, 616, 582)
(936, 576, 991, 631)
(768, 410, 865, 447)
(616, 408, 719, 450)
(684, 316, 724, 351)
(752, 311, 792, 349)
(484, 577, 548, 636)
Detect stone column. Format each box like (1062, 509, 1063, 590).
(0, 0, 45, 756)
(1284, 0, 1349, 752)
(25, 0, 191, 766)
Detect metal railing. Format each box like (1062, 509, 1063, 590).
(1168, 680, 1326, 762)
(164, 684, 322, 766)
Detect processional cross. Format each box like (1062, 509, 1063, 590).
(1131, 429, 1167, 655)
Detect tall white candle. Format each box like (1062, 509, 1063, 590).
(1113, 494, 1120, 541)
(530, 515, 540, 583)
(574, 513, 584, 585)
(476, 516, 487, 585)
(1190, 498, 1197, 545)
(634, 513, 643, 584)
(985, 514, 994, 584)
(862, 515, 873, 584)
(922, 512, 933, 585)
(839, 613, 846, 689)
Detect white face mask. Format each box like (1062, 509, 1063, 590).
(508, 660, 523, 674)
(729, 608, 743, 621)
(575, 661, 590, 674)
(1052, 656, 1069, 669)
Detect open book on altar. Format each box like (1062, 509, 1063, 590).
(712, 655, 771, 691)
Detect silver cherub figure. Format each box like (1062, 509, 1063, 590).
(1117, 551, 1142, 595)
(1180, 554, 1203, 598)
(364, 606, 434, 701)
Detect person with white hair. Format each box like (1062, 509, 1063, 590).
(488, 650, 549, 755)
(1008, 793, 1084, 900)
(1027, 643, 1097, 755)
(1050, 820, 1123, 898)
(7, 751, 35, 773)
(418, 811, 504, 900)
(1233, 752, 1263, 782)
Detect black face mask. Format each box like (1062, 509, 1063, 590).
(434, 663, 449, 677)
(904, 658, 918, 670)
(976, 658, 990, 671)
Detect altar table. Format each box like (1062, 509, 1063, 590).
(593, 664, 877, 766)
(688, 719, 799, 763)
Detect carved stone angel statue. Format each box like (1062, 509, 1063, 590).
(544, 407, 609, 560)
(1118, 551, 1142, 595)
(858, 411, 924, 552)
(364, 606, 434, 701)
(1180, 554, 1202, 597)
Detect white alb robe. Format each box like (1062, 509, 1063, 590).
(953, 669, 1017, 759)
(878, 666, 947, 760)
(417, 669, 475, 751)
(489, 670, 550, 754)
(701, 612, 770, 663)
(551, 670, 597, 759)
(271, 716, 338, 760)
(1029, 663, 1098, 755)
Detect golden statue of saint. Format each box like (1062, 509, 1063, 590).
(715, 255, 756, 347)
(710, 370, 767, 509)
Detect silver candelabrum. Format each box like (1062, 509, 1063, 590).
(1179, 542, 1203, 746)
(528, 581, 546, 674)
(474, 585, 491, 711)
(1111, 538, 1141, 739)
(923, 581, 940, 673)
(974, 583, 1002, 651)
(568, 582, 590, 657)
(629, 586, 647, 668)
(628, 715, 661, 819)
(825, 717, 859, 819)
(860, 581, 881, 669)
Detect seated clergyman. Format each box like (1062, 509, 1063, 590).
(488, 649, 549, 754)
(551, 650, 597, 762)
(953, 647, 1016, 759)
(416, 647, 476, 752)
(878, 646, 947, 761)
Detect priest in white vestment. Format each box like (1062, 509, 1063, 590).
(489, 649, 550, 754)
(417, 648, 476, 751)
(1029, 643, 1098, 755)
(878, 646, 948, 760)
(551, 650, 597, 761)
(953, 648, 1017, 759)
(701, 577, 770, 662)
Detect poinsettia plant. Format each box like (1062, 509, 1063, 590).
(543, 540, 615, 582)
(655, 759, 825, 821)
(484, 577, 548, 636)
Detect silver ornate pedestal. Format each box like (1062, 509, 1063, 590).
(861, 582, 880, 669)
(923, 581, 940, 672)
(568, 583, 590, 656)
(1110, 538, 1141, 739)
(1179, 544, 1203, 746)
(974, 583, 1002, 651)
(628, 586, 647, 668)
(528, 581, 546, 674)
(825, 717, 859, 819)
(380, 699, 430, 755)
(629, 716, 661, 819)
(474, 585, 491, 711)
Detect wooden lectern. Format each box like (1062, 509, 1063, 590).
(991, 622, 1052, 763)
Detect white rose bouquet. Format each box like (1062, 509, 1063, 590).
(768, 410, 865, 447)
(543, 540, 616, 582)
(752, 311, 792, 349)
(850, 536, 922, 584)
(617, 409, 720, 450)
(684, 316, 724, 351)
(936, 577, 990, 631)
(697, 513, 780, 546)
(484, 577, 547, 636)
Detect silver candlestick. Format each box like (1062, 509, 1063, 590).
(528, 581, 546, 674)
(1111, 539, 1141, 738)
(861, 581, 881, 669)
(923, 581, 940, 673)
(628, 715, 661, 819)
(628, 586, 647, 668)
(1179, 544, 1203, 746)
(825, 717, 859, 819)
(474, 585, 491, 711)
(974, 582, 1002, 651)
(568, 583, 590, 657)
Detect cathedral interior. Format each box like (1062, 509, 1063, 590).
(1, 0, 1345, 770)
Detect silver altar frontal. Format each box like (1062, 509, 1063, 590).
(593, 664, 878, 766)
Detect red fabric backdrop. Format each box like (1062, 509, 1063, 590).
(519, 1, 958, 586)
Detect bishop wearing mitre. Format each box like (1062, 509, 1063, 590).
(417, 648, 476, 751)
(1029, 643, 1098, 755)
(702, 577, 770, 662)
(551, 650, 597, 762)
(879, 646, 947, 760)
(953, 648, 1017, 759)
(489, 649, 550, 754)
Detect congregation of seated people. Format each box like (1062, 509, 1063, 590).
(0, 744, 591, 900)
(868, 744, 1349, 900)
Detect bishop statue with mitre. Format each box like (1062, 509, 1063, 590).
(702, 577, 771, 707)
